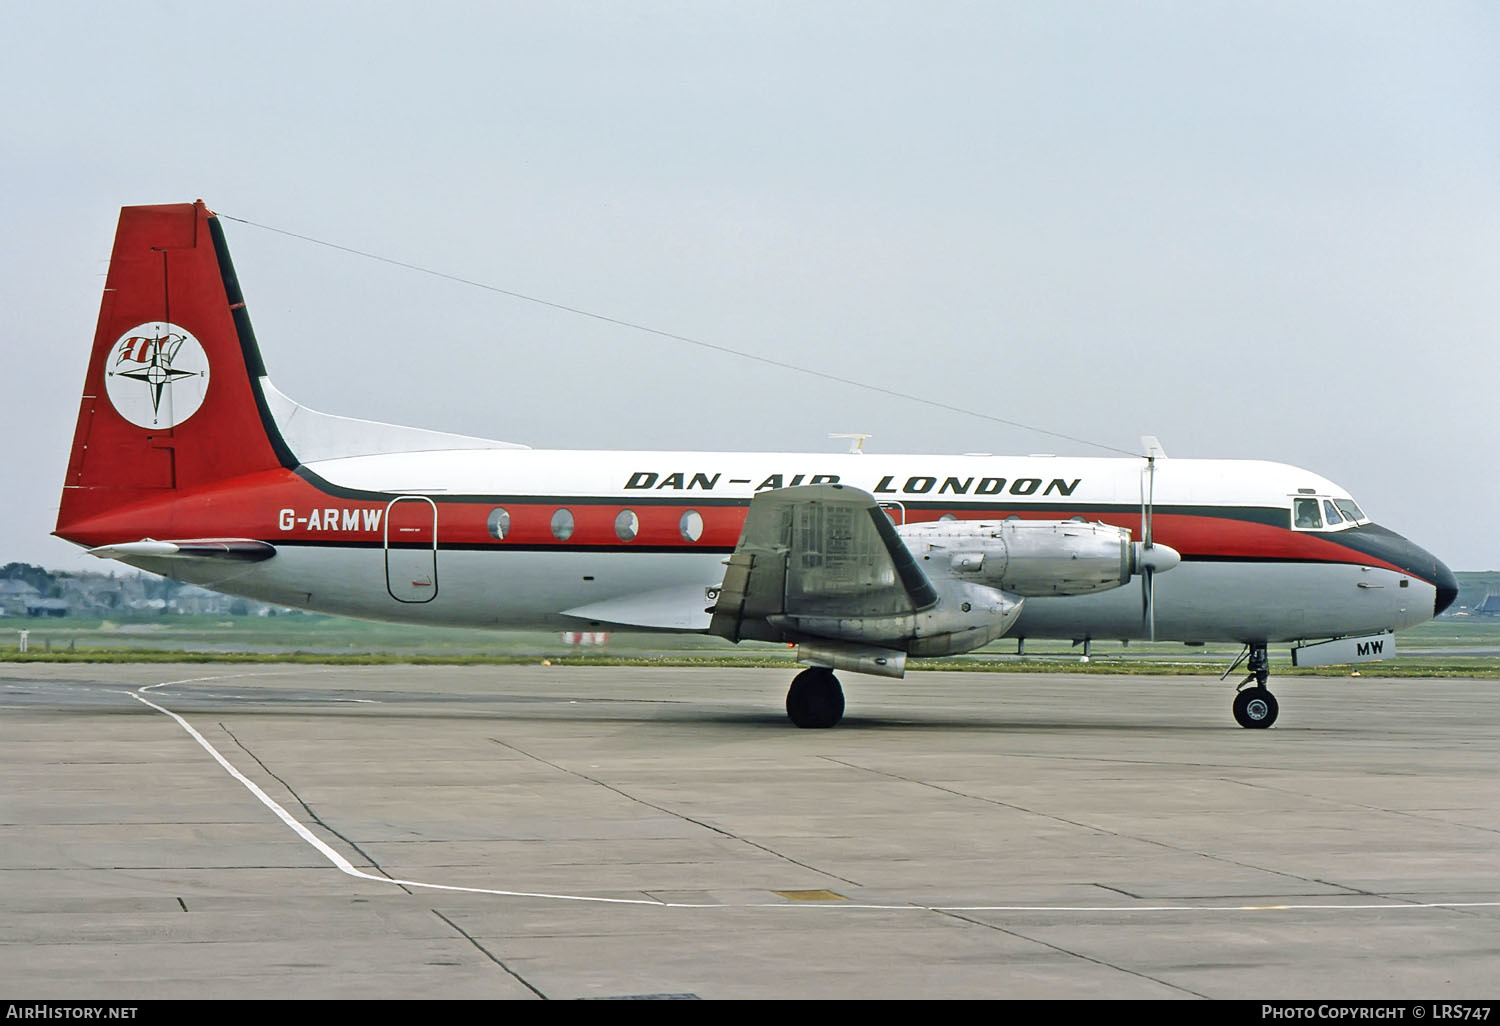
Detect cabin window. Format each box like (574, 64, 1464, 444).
(551, 508, 575, 541)
(486, 507, 510, 541)
(1293, 498, 1322, 530)
(615, 509, 639, 542)
(679, 509, 704, 542)
(1323, 500, 1344, 525)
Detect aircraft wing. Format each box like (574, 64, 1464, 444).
(709, 484, 938, 643)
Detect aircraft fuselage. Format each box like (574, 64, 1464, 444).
(62, 447, 1454, 646)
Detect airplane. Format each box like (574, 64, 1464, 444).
(55, 201, 1459, 729)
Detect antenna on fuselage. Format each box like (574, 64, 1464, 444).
(830, 433, 872, 454)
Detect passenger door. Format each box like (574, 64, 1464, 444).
(385, 496, 438, 603)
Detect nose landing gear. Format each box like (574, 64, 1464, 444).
(1229, 644, 1279, 728)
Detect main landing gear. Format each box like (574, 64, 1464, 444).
(1229, 644, 1279, 729)
(786, 667, 845, 729)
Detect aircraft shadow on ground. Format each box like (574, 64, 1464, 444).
(119, 687, 1330, 733)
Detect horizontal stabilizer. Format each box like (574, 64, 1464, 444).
(87, 538, 277, 563)
(260, 379, 529, 462)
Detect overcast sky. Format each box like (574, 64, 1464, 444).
(3, 2, 1496, 571)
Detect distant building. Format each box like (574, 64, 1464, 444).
(172, 585, 234, 616)
(25, 597, 70, 618)
(0, 580, 42, 616)
(1474, 592, 1500, 617)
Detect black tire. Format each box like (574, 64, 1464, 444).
(1233, 687, 1279, 729)
(786, 668, 845, 728)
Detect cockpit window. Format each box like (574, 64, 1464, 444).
(1334, 499, 1366, 523)
(1292, 494, 1369, 532)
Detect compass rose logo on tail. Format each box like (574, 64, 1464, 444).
(104, 323, 211, 428)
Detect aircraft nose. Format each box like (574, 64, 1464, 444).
(1340, 523, 1457, 621)
(1433, 557, 1459, 617)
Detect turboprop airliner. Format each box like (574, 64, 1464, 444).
(55, 201, 1458, 728)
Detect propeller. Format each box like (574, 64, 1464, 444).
(1135, 436, 1181, 641)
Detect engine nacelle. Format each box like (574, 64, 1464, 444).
(897, 519, 1139, 597)
(797, 641, 908, 678)
(767, 578, 1023, 658)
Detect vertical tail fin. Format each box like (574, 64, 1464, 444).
(55, 201, 293, 537)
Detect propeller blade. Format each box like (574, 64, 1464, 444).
(1132, 536, 1180, 642)
(1140, 452, 1156, 639)
(1143, 453, 1155, 549)
(1142, 567, 1155, 641)
(1135, 445, 1174, 641)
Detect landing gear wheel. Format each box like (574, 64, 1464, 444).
(1233, 687, 1278, 729)
(786, 667, 845, 729)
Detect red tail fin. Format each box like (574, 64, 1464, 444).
(56, 201, 293, 537)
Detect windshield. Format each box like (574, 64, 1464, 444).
(1334, 499, 1366, 523)
(1291, 494, 1369, 531)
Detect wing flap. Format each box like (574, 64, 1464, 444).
(709, 484, 935, 643)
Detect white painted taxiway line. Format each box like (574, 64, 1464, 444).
(131, 676, 1500, 915)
